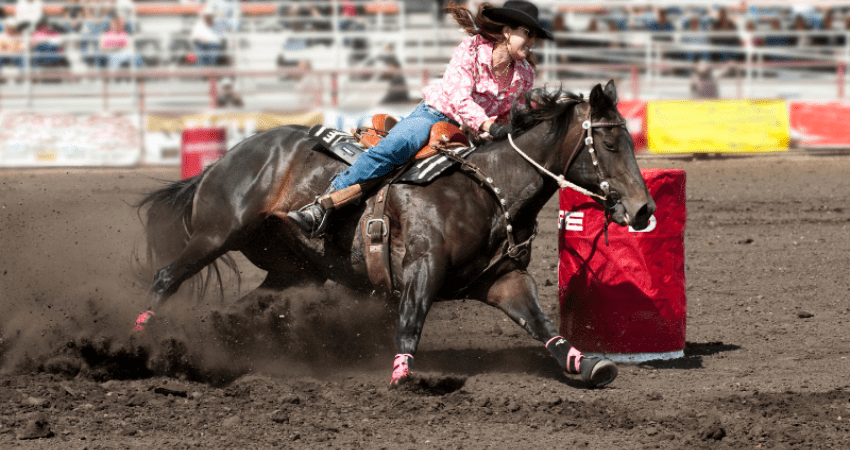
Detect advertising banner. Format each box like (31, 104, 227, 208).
(0, 112, 141, 167)
(558, 169, 687, 361)
(647, 99, 790, 153)
(617, 100, 647, 153)
(789, 101, 850, 148)
(144, 111, 323, 165)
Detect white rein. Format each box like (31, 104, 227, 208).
(507, 133, 607, 201)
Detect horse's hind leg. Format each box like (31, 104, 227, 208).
(484, 270, 617, 388)
(134, 231, 233, 333)
(147, 231, 232, 310)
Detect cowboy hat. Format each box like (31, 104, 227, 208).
(482, 0, 554, 40)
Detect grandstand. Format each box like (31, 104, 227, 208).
(0, 0, 849, 112)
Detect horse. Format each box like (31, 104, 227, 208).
(134, 80, 655, 388)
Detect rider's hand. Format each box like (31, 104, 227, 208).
(488, 123, 512, 140)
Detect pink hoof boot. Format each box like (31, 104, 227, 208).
(545, 337, 618, 389)
(132, 311, 155, 333)
(566, 346, 618, 388)
(390, 354, 413, 386)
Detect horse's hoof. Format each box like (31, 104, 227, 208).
(580, 357, 618, 388)
(132, 310, 155, 334)
(389, 374, 412, 388)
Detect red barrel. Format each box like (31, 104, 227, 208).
(181, 128, 227, 179)
(558, 169, 686, 362)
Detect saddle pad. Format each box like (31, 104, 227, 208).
(308, 124, 365, 166)
(396, 145, 476, 185)
(308, 124, 476, 185)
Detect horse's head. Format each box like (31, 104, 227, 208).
(565, 80, 656, 230)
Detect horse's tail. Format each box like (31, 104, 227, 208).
(133, 174, 239, 302)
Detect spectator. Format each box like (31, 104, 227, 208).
(216, 77, 243, 108)
(294, 59, 321, 109)
(690, 58, 732, 99)
(205, 0, 240, 34)
(811, 9, 842, 49)
(788, 14, 811, 48)
(645, 8, 676, 61)
(100, 15, 141, 72)
(551, 12, 576, 78)
(681, 15, 711, 63)
(79, 3, 110, 69)
(191, 7, 225, 66)
(709, 7, 741, 62)
(740, 19, 763, 49)
(113, 0, 138, 33)
(60, 0, 85, 34)
(14, 0, 44, 33)
(763, 17, 793, 63)
(378, 43, 410, 104)
(31, 18, 67, 70)
(280, 1, 331, 46)
(0, 20, 25, 75)
(646, 7, 675, 35)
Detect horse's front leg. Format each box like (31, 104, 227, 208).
(485, 270, 618, 388)
(391, 253, 445, 385)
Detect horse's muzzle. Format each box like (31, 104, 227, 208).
(623, 200, 656, 230)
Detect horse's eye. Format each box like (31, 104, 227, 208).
(604, 141, 618, 152)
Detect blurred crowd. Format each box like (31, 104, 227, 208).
(552, 4, 850, 68)
(0, 0, 243, 77)
(2, 0, 850, 86)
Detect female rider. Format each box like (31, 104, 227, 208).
(288, 1, 554, 235)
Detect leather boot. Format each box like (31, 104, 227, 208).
(287, 184, 364, 237)
(287, 185, 336, 236)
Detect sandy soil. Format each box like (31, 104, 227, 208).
(1, 154, 850, 449)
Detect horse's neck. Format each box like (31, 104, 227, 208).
(471, 123, 562, 223)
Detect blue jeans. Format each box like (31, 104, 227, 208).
(195, 42, 222, 66)
(332, 102, 457, 190)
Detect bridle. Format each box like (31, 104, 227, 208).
(506, 100, 628, 243)
(446, 99, 629, 296)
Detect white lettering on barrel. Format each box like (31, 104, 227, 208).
(558, 210, 584, 231)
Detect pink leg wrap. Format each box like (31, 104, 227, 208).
(567, 347, 583, 374)
(390, 354, 413, 385)
(132, 310, 155, 334)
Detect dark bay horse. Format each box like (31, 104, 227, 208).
(135, 80, 655, 388)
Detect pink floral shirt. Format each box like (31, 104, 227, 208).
(422, 34, 534, 134)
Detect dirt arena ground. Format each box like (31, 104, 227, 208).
(1, 154, 849, 449)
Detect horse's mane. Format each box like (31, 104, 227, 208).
(510, 88, 583, 148)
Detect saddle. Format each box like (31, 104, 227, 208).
(309, 114, 470, 167)
(352, 114, 470, 160)
(305, 114, 473, 297)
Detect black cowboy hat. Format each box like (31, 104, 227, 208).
(482, 0, 554, 40)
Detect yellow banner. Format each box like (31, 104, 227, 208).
(647, 100, 789, 153)
(146, 111, 324, 133)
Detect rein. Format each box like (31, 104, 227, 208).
(509, 101, 626, 245)
(439, 100, 628, 296)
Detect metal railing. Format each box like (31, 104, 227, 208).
(4, 1, 850, 111)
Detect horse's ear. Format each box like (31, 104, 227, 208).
(604, 79, 619, 105)
(589, 83, 608, 109)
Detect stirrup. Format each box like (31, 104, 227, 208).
(288, 202, 331, 238)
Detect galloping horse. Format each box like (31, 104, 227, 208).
(135, 80, 655, 388)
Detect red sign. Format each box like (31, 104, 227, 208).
(617, 100, 647, 153)
(789, 101, 850, 148)
(181, 128, 227, 179)
(558, 169, 686, 356)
